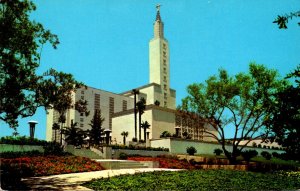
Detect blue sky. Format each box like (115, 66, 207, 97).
(1, 0, 299, 140)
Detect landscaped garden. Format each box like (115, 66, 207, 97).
(0, 136, 106, 189)
(83, 170, 300, 190)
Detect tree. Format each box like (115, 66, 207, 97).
(88, 109, 105, 146)
(136, 97, 146, 141)
(180, 63, 286, 164)
(267, 66, 300, 160)
(52, 122, 60, 142)
(273, 11, 300, 29)
(141, 121, 150, 141)
(131, 89, 139, 140)
(61, 120, 85, 146)
(0, 0, 87, 130)
(121, 131, 128, 145)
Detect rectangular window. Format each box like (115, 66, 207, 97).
(80, 113, 83, 116)
(109, 97, 114, 129)
(80, 124, 84, 127)
(81, 90, 84, 94)
(81, 96, 84, 100)
(164, 84, 167, 90)
(163, 59, 166, 65)
(163, 51, 166, 57)
(80, 118, 84, 122)
(94, 94, 100, 111)
(122, 100, 127, 111)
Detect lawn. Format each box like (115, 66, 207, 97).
(83, 170, 300, 191)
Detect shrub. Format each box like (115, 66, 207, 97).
(252, 142, 257, 147)
(272, 152, 280, 158)
(132, 138, 137, 142)
(213, 148, 223, 156)
(261, 151, 272, 160)
(241, 150, 258, 162)
(186, 146, 197, 155)
(43, 142, 64, 156)
(119, 152, 128, 160)
(0, 136, 48, 145)
(0, 150, 43, 158)
(160, 131, 171, 138)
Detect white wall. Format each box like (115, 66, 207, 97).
(150, 138, 284, 156)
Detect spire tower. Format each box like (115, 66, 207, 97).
(149, 5, 174, 108)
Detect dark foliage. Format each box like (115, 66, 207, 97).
(241, 150, 258, 162)
(186, 146, 197, 155)
(261, 151, 272, 160)
(0, 136, 48, 145)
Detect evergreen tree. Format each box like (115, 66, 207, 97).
(88, 109, 105, 146)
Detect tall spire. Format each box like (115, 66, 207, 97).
(154, 4, 164, 38)
(156, 4, 161, 21)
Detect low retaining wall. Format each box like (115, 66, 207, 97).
(112, 149, 169, 159)
(0, 144, 44, 153)
(150, 138, 284, 156)
(197, 164, 248, 171)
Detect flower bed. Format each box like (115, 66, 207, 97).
(128, 156, 195, 169)
(0, 155, 104, 177)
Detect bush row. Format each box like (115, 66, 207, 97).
(0, 136, 48, 146)
(111, 144, 169, 152)
(0, 142, 70, 158)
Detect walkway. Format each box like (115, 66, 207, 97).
(22, 168, 182, 190)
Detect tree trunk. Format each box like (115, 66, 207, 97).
(54, 129, 57, 142)
(222, 145, 238, 164)
(139, 113, 142, 141)
(134, 93, 137, 139)
(144, 128, 147, 141)
(123, 136, 126, 145)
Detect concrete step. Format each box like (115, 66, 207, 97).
(94, 159, 150, 169)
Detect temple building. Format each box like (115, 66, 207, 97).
(46, 6, 217, 145)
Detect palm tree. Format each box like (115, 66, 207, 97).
(136, 97, 146, 141)
(141, 121, 151, 141)
(121, 131, 129, 145)
(12, 131, 19, 137)
(132, 89, 139, 140)
(52, 123, 60, 142)
(61, 120, 85, 146)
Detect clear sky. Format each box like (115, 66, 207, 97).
(1, 0, 299, 140)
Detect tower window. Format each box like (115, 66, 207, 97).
(81, 91, 84, 94)
(81, 96, 84, 100)
(163, 59, 166, 65)
(80, 118, 84, 122)
(163, 51, 166, 57)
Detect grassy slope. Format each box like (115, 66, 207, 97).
(83, 170, 300, 191)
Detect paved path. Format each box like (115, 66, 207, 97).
(22, 168, 182, 190)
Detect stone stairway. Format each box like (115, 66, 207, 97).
(94, 160, 150, 170)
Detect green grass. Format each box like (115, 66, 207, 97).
(83, 170, 300, 191)
(252, 156, 300, 167)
